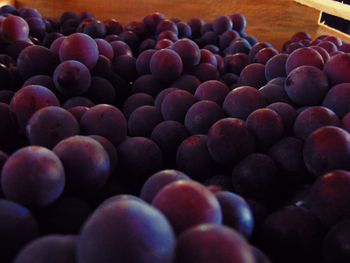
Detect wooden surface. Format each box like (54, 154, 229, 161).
(295, 0, 350, 42)
(0, 0, 14, 6)
(295, 0, 350, 21)
(12, 0, 349, 49)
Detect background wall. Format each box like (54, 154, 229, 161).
(12, 0, 347, 49)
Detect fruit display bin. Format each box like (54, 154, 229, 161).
(2, 0, 350, 263)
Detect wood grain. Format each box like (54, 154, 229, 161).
(12, 0, 347, 49)
(295, 0, 350, 21)
(0, 0, 14, 6)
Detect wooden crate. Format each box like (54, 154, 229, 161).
(7, 0, 350, 49)
(295, 0, 350, 41)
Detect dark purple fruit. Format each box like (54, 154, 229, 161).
(88, 135, 118, 173)
(303, 126, 350, 176)
(224, 53, 250, 75)
(323, 220, 350, 263)
(26, 106, 79, 149)
(128, 105, 163, 137)
(171, 74, 200, 94)
(17, 45, 59, 80)
(14, 235, 77, 263)
(232, 153, 280, 203)
(285, 47, 323, 75)
(246, 108, 284, 149)
(323, 83, 350, 118)
(0, 199, 38, 262)
(293, 106, 340, 140)
(323, 53, 350, 85)
(223, 86, 268, 120)
(123, 93, 154, 120)
(194, 80, 229, 106)
(152, 180, 222, 234)
(150, 120, 188, 162)
(239, 63, 267, 88)
(53, 135, 110, 196)
(267, 102, 297, 132)
(117, 136, 163, 187)
(265, 53, 288, 81)
(78, 199, 175, 263)
(10, 85, 60, 134)
(259, 83, 292, 104)
(150, 49, 183, 83)
(191, 63, 219, 82)
(305, 170, 350, 226)
(284, 65, 329, 106)
(80, 104, 127, 146)
(171, 38, 200, 70)
(184, 100, 225, 135)
(175, 224, 254, 263)
(207, 118, 255, 167)
(268, 137, 309, 189)
(59, 32, 99, 70)
(140, 169, 190, 203)
(259, 206, 325, 263)
(215, 191, 254, 238)
(132, 74, 165, 96)
(161, 89, 196, 123)
(176, 135, 218, 181)
(1, 146, 65, 208)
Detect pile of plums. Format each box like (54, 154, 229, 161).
(1, 4, 350, 263)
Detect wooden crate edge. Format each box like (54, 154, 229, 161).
(294, 0, 350, 21)
(318, 20, 350, 42)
